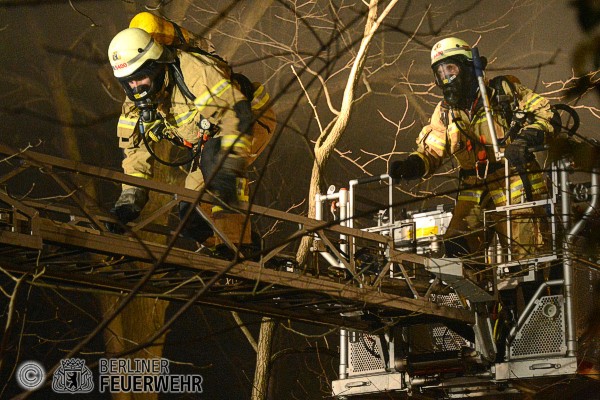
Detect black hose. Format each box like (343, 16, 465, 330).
(553, 103, 580, 136)
(138, 116, 201, 167)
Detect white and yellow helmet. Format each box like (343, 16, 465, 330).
(108, 28, 175, 102)
(108, 28, 164, 78)
(430, 37, 472, 67)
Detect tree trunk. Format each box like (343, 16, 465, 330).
(98, 295, 169, 400)
(98, 139, 174, 400)
(296, 0, 398, 265)
(251, 317, 277, 400)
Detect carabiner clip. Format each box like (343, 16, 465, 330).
(476, 159, 489, 180)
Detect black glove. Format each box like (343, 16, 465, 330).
(504, 138, 530, 166)
(504, 128, 544, 167)
(200, 137, 242, 212)
(106, 187, 148, 234)
(389, 155, 425, 181)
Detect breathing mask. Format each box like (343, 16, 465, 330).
(118, 61, 166, 105)
(432, 58, 478, 109)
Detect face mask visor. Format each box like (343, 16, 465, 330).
(127, 77, 152, 102)
(433, 61, 462, 87)
(118, 61, 165, 103)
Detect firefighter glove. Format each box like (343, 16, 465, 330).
(505, 128, 545, 166)
(106, 187, 149, 233)
(504, 138, 530, 166)
(234, 100, 254, 135)
(390, 155, 425, 182)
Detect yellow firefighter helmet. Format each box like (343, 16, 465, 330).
(430, 37, 472, 67)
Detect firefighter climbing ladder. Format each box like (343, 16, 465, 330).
(0, 143, 474, 332)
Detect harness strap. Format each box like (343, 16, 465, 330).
(460, 162, 505, 178)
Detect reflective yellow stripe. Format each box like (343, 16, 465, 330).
(524, 94, 544, 111)
(193, 79, 232, 112)
(447, 124, 460, 135)
(490, 189, 506, 205)
(174, 109, 198, 126)
(530, 172, 545, 184)
(118, 116, 137, 130)
(120, 111, 199, 131)
(509, 173, 546, 199)
(128, 172, 151, 180)
(118, 116, 164, 131)
(211, 177, 248, 214)
(251, 84, 269, 110)
(522, 95, 552, 133)
(510, 179, 523, 191)
(141, 120, 162, 131)
(222, 134, 252, 150)
(236, 177, 249, 202)
(253, 84, 264, 99)
(474, 116, 487, 127)
(458, 189, 483, 203)
(527, 120, 552, 132)
(427, 133, 446, 152)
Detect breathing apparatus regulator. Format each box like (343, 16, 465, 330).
(108, 18, 216, 167)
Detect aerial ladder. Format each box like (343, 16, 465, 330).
(326, 99, 600, 397)
(0, 143, 473, 333)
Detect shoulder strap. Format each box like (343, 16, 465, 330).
(168, 57, 196, 102)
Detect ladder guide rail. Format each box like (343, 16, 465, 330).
(0, 144, 475, 330)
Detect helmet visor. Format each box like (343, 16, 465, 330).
(433, 61, 461, 87)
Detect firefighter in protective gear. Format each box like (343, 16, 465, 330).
(390, 37, 553, 261)
(107, 27, 275, 252)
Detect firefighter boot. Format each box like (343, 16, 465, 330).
(179, 201, 214, 244)
(106, 187, 149, 234)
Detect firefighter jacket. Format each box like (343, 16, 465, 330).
(116, 50, 274, 189)
(411, 79, 554, 207)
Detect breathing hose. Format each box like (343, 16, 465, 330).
(137, 104, 201, 167)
